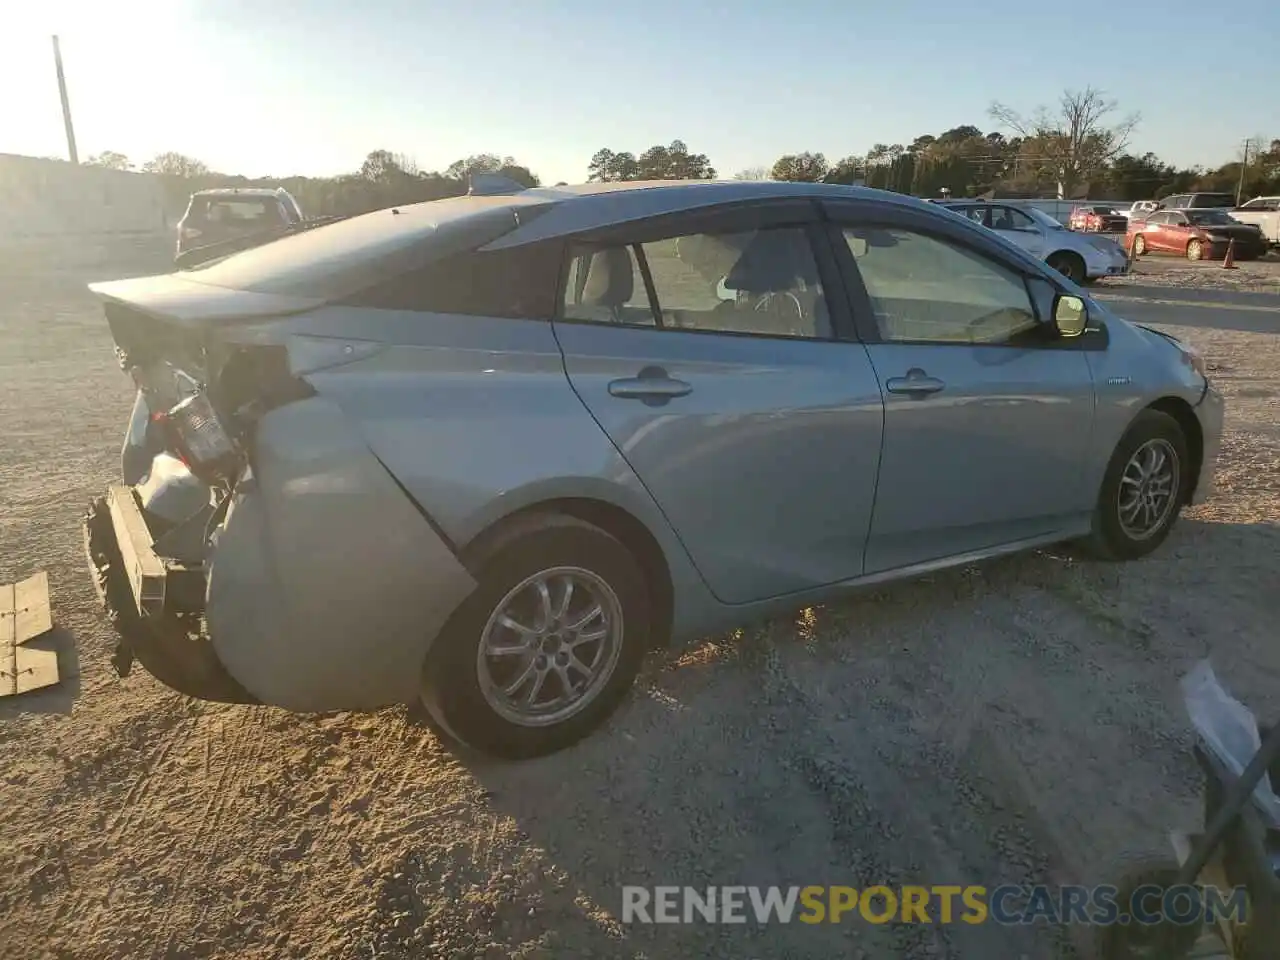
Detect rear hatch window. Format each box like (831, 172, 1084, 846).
(175, 194, 553, 301)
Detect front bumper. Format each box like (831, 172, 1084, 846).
(1191, 382, 1225, 505)
(1085, 249, 1131, 279)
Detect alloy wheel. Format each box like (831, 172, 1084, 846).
(475, 566, 624, 727)
(1117, 438, 1180, 541)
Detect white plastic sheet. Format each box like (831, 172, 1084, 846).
(1181, 659, 1280, 827)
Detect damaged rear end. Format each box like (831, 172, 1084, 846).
(82, 205, 526, 711)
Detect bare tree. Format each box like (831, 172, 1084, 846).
(141, 151, 210, 179)
(988, 87, 1138, 197)
(84, 150, 132, 171)
(732, 166, 771, 181)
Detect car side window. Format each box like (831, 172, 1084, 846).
(841, 227, 1039, 346)
(1000, 207, 1037, 231)
(956, 205, 990, 228)
(561, 246, 656, 326)
(561, 227, 829, 340)
(343, 242, 564, 318)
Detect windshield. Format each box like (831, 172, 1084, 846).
(1185, 210, 1234, 225)
(1024, 207, 1065, 230)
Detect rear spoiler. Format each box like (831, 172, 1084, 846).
(467, 173, 528, 197)
(175, 214, 351, 270)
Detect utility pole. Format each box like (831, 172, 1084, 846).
(52, 35, 79, 165)
(1236, 138, 1252, 206)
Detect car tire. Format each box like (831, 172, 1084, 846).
(1046, 251, 1086, 284)
(420, 513, 651, 759)
(1186, 239, 1204, 261)
(1131, 235, 1146, 257)
(1080, 409, 1188, 561)
(1092, 854, 1204, 959)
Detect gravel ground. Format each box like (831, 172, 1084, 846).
(1098, 250, 1280, 295)
(1, 235, 1278, 960)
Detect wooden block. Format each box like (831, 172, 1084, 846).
(13, 571, 52, 642)
(14, 646, 59, 695)
(0, 580, 13, 698)
(0, 571, 59, 698)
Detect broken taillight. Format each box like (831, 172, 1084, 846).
(162, 391, 239, 482)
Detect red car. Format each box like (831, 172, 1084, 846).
(1069, 205, 1128, 233)
(1127, 208, 1268, 261)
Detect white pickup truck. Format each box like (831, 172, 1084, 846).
(1228, 196, 1280, 248)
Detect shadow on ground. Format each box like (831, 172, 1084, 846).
(406, 517, 1280, 959)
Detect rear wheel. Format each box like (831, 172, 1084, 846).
(1047, 251, 1086, 284)
(420, 514, 650, 759)
(1187, 239, 1204, 261)
(1081, 410, 1187, 560)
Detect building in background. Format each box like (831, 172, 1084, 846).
(0, 153, 167, 240)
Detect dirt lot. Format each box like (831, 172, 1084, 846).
(1, 235, 1278, 960)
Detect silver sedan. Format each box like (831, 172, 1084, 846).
(85, 180, 1223, 759)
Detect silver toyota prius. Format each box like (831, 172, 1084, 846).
(84, 180, 1224, 759)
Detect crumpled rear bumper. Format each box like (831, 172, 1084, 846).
(84, 491, 256, 703)
(86, 395, 479, 712)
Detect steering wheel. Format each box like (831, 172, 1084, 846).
(754, 291, 805, 316)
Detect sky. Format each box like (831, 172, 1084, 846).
(1, 0, 1276, 184)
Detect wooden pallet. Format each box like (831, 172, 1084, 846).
(0, 571, 59, 697)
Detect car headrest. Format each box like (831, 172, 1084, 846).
(725, 231, 816, 293)
(581, 248, 634, 306)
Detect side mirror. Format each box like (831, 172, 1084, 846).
(1053, 294, 1087, 338)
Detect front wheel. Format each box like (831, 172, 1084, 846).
(1094, 855, 1204, 960)
(1080, 410, 1188, 560)
(1046, 251, 1087, 284)
(1132, 234, 1147, 257)
(1187, 239, 1204, 261)
(421, 514, 651, 759)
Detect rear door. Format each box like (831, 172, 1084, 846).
(552, 201, 885, 605)
(822, 199, 1097, 574)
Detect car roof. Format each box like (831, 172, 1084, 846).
(193, 187, 288, 199)
(481, 180, 928, 248)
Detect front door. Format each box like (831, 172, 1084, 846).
(552, 207, 885, 605)
(823, 201, 1098, 574)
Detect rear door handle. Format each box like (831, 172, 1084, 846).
(885, 369, 945, 398)
(608, 366, 692, 405)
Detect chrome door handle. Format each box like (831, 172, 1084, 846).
(885, 369, 945, 397)
(608, 366, 692, 405)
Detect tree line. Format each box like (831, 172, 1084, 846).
(83, 88, 1280, 216)
(82, 149, 548, 218)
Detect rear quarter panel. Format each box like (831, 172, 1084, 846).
(284, 307, 714, 635)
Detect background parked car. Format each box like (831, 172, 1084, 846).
(1120, 200, 1160, 221)
(1157, 192, 1236, 211)
(176, 187, 304, 257)
(1126, 208, 1269, 261)
(938, 199, 1129, 283)
(1069, 205, 1128, 233)
(1227, 196, 1280, 248)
